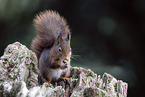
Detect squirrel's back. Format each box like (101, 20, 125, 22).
(31, 10, 70, 58)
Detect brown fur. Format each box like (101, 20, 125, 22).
(31, 10, 71, 84)
(31, 10, 70, 58)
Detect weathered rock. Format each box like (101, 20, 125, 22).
(0, 42, 38, 89)
(27, 83, 65, 97)
(0, 42, 128, 97)
(0, 81, 29, 97)
(69, 67, 128, 97)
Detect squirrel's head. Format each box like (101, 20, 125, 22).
(49, 30, 71, 69)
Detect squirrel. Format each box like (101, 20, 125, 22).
(31, 10, 71, 85)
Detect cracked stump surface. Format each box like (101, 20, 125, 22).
(0, 42, 128, 97)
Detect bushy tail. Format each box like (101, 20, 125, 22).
(31, 10, 67, 58)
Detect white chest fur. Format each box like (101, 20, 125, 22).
(50, 68, 63, 80)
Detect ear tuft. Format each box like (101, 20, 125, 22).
(66, 28, 71, 41)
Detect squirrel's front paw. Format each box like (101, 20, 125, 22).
(60, 63, 67, 69)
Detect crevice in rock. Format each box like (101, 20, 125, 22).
(0, 42, 128, 97)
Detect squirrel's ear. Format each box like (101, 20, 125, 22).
(65, 28, 71, 41)
(66, 32, 70, 41)
(55, 34, 61, 45)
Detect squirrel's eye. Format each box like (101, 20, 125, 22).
(58, 47, 62, 52)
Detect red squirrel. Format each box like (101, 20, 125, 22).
(31, 10, 71, 84)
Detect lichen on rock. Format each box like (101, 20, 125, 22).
(0, 42, 128, 97)
(0, 42, 38, 88)
(69, 67, 127, 97)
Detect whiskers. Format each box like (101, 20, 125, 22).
(71, 55, 81, 61)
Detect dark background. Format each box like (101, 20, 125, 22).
(0, 0, 145, 96)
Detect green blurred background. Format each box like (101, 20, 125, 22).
(0, 0, 145, 96)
